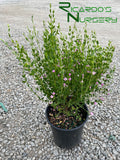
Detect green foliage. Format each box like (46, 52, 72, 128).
(1, 5, 115, 120)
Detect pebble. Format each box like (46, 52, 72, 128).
(0, 129, 3, 133)
(30, 142, 35, 147)
(17, 155, 22, 159)
(0, 116, 3, 120)
(54, 150, 58, 156)
(113, 149, 118, 155)
(39, 150, 42, 154)
(102, 143, 106, 148)
(8, 158, 13, 160)
(2, 149, 5, 153)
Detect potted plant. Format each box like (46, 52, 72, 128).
(1, 5, 115, 149)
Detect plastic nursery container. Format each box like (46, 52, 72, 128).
(45, 104, 88, 149)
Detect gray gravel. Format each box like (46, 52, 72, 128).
(0, 0, 120, 160)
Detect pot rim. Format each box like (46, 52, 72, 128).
(45, 104, 89, 132)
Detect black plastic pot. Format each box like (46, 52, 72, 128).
(45, 104, 88, 149)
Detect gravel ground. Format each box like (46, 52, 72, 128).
(0, 0, 120, 160)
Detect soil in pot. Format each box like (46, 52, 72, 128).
(48, 105, 87, 130)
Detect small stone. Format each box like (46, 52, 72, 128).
(39, 150, 42, 154)
(0, 129, 3, 133)
(21, 140, 25, 144)
(8, 158, 13, 160)
(2, 149, 5, 153)
(102, 143, 106, 148)
(22, 152, 28, 157)
(54, 150, 58, 155)
(6, 124, 10, 127)
(0, 116, 3, 120)
(17, 155, 22, 159)
(5, 151, 9, 156)
(113, 149, 118, 155)
(118, 136, 120, 141)
(31, 142, 35, 146)
(3, 140, 8, 143)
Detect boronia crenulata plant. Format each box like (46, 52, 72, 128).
(1, 4, 115, 129)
